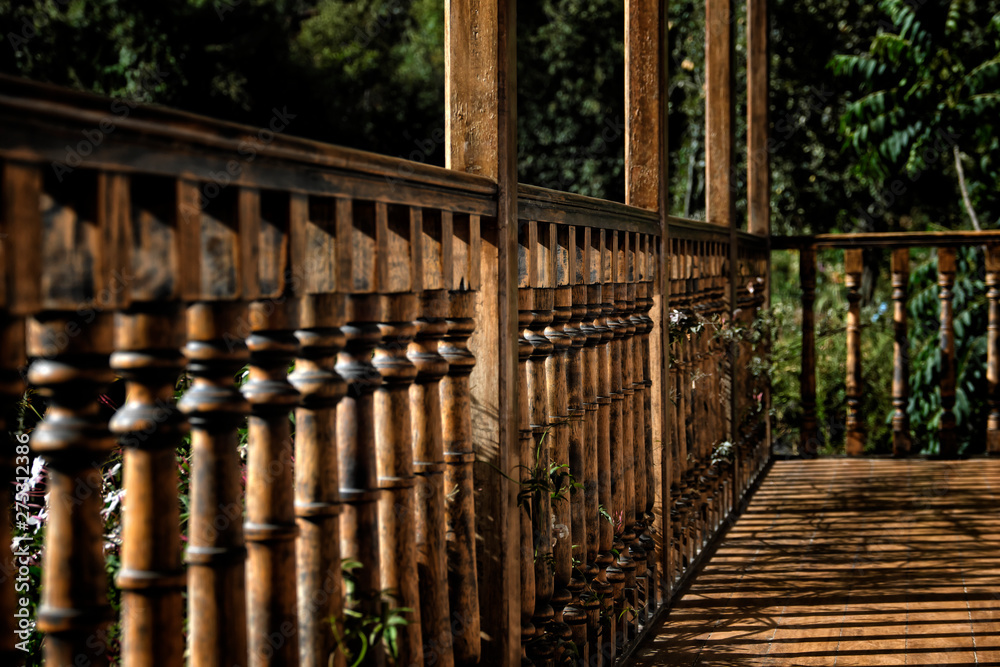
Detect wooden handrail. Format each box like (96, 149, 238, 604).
(773, 231, 1000, 249)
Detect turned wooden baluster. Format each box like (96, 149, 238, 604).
(516, 286, 537, 666)
(799, 247, 818, 456)
(606, 236, 629, 647)
(243, 190, 301, 667)
(337, 292, 384, 666)
(111, 176, 187, 667)
(564, 227, 589, 662)
(291, 293, 347, 667)
(527, 282, 555, 666)
(591, 231, 615, 666)
(441, 289, 481, 664)
(891, 248, 911, 456)
(289, 194, 346, 667)
(988, 245, 1000, 455)
(619, 275, 640, 641)
(844, 249, 864, 456)
(0, 163, 35, 662)
(0, 314, 23, 664)
(410, 288, 454, 667)
(375, 291, 423, 666)
(938, 247, 958, 458)
(545, 224, 574, 657)
(630, 266, 649, 624)
(524, 292, 554, 666)
(638, 271, 658, 616)
(29, 168, 122, 665)
(580, 233, 603, 659)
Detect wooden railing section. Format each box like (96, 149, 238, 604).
(0, 0, 776, 660)
(775, 232, 1000, 457)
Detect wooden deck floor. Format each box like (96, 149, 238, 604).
(634, 458, 1000, 666)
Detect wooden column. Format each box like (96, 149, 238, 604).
(625, 0, 670, 606)
(938, 247, 958, 458)
(891, 249, 911, 456)
(844, 249, 864, 456)
(747, 0, 769, 236)
(799, 247, 818, 455)
(988, 245, 1000, 454)
(447, 1, 520, 663)
(706, 0, 735, 225)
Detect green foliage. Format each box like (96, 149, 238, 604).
(336, 560, 413, 667)
(517, 0, 625, 200)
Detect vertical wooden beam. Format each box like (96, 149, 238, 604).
(625, 0, 670, 605)
(706, 0, 736, 226)
(446, 1, 520, 664)
(747, 0, 769, 236)
(891, 248, 911, 456)
(844, 249, 864, 456)
(938, 247, 957, 458)
(988, 245, 1000, 454)
(799, 247, 818, 455)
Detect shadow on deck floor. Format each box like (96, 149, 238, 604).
(632, 458, 1000, 666)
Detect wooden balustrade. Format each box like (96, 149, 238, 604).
(0, 55, 776, 666)
(775, 234, 1000, 459)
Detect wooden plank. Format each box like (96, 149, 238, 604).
(746, 0, 769, 236)
(446, 0, 520, 664)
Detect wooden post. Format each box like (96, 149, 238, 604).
(625, 0, 669, 606)
(799, 247, 818, 455)
(938, 247, 958, 458)
(446, 1, 520, 664)
(988, 245, 1000, 454)
(747, 0, 769, 236)
(844, 249, 864, 456)
(891, 248, 911, 456)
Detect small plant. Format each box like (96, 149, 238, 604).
(334, 559, 412, 667)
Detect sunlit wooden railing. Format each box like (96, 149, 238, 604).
(0, 75, 772, 667)
(774, 232, 1000, 457)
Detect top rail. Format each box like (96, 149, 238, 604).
(773, 231, 1000, 249)
(0, 74, 498, 215)
(517, 183, 661, 235)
